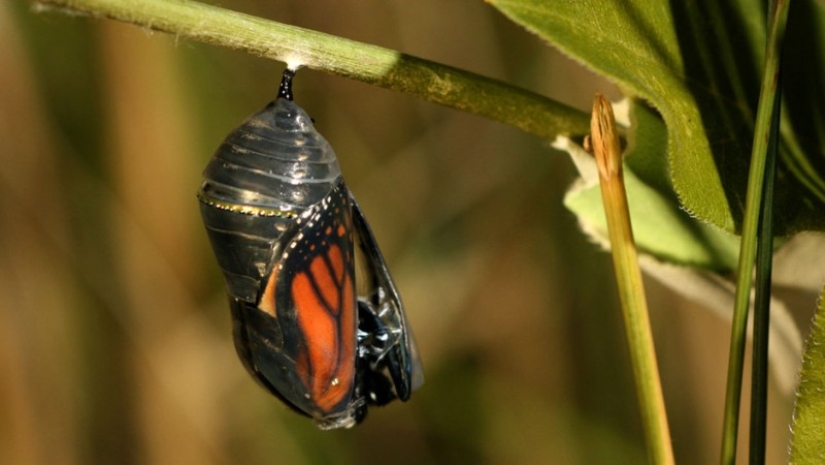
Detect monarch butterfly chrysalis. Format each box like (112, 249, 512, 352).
(198, 69, 423, 430)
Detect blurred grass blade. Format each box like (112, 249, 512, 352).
(590, 94, 674, 465)
(720, 1, 791, 464)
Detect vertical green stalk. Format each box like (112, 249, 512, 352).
(719, 1, 790, 464)
(748, 78, 779, 465)
(590, 94, 674, 465)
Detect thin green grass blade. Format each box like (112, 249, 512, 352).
(748, 74, 781, 465)
(720, 1, 791, 464)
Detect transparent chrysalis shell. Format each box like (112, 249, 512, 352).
(198, 70, 422, 429)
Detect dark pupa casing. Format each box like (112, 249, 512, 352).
(199, 91, 422, 430)
(198, 98, 342, 302)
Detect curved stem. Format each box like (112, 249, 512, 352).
(35, 0, 591, 140)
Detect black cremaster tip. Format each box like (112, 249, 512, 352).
(278, 68, 296, 101)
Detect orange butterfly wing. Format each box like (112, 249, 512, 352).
(258, 179, 359, 420)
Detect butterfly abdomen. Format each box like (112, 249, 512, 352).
(198, 98, 342, 301)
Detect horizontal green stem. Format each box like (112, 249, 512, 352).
(35, 0, 591, 139)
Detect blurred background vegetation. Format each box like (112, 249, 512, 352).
(1, 1, 796, 463)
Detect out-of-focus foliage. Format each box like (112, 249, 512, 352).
(0, 1, 800, 464)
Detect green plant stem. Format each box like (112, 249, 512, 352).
(719, 1, 790, 464)
(591, 94, 674, 465)
(34, 0, 590, 140)
(748, 75, 779, 465)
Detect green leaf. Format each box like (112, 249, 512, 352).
(790, 285, 825, 465)
(489, 0, 825, 236)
